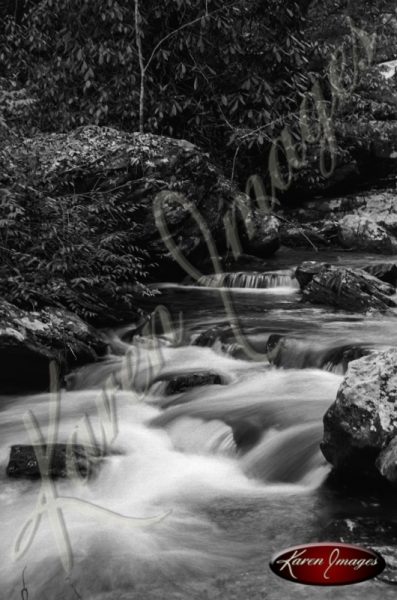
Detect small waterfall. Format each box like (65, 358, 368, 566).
(197, 270, 299, 289)
(267, 335, 371, 374)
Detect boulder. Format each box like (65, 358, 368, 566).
(6, 444, 102, 479)
(281, 190, 397, 253)
(238, 212, 280, 258)
(1, 126, 240, 323)
(355, 191, 397, 236)
(338, 214, 397, 254)
(321, 349, 397, 480)
(0, 300, 107, 392)
(301, 264, 397, 312)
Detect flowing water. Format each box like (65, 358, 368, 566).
(1, 249, 397, 599)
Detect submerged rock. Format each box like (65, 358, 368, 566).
(0, 300, 107, 392)
(231, 420, 263, 453)
(300, 264, 397, 312)
(6, 444, 102, 479)
(321, 349, 397, 481)
(163, 372, 223, 395)
(193, 325, 233, 348)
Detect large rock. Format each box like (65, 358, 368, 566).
(281, 190, 397, 254)
(338, 214, 397, 254)
(300, 264, 397, 312)
(0, 300, 107, 392)
(238, 212, 280, 258)
(1, 126, 240, 323)
(321, 349, 397, 481)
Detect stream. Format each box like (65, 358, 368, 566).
(1, 248, 397, 599)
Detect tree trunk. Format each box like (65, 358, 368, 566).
(134, 0, 145, 133)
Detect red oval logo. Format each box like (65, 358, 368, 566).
(270, 543, 385, 586)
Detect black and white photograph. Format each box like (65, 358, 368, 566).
(1, 0, 397, 598)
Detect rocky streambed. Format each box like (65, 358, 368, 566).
(1, 127, 397, 597)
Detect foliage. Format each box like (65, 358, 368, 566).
(0, 77, 35, 136)
(0, 127, 158, 324)
(0, 125, 236, 323)
(0, 0, 314, 167)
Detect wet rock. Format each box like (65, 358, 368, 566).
(220, 342, 248, 360)
(193, 325, 249, 359)
(0, 300, 107, 392)
(6, 444, 102, 479)
(301, 264, 397, 312)
(295, 261, 329, 289)
(321, 349, 397, 480)
(363, 263, 397, 287)
(193, 325, 233, 348)
(338, 214, 397, 254)
(164, 372, 223, 395)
